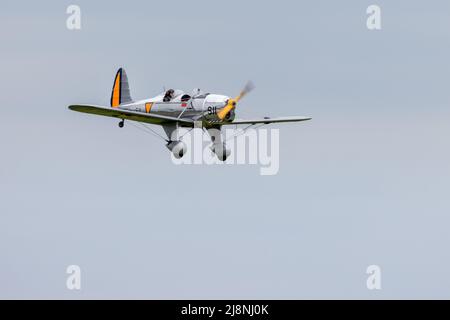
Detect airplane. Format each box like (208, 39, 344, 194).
(69, 68, 311, 160)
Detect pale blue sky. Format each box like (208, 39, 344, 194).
(1, 0, 450, 298)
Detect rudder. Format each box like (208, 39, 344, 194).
(110, 68, 133, 107)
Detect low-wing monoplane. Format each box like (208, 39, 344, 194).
(69, 68, 311, 160)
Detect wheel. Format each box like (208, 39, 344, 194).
(118, 120, 124, 128)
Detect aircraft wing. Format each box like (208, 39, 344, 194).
(220, 116, 312, 125)
(68, 105, 194, 126)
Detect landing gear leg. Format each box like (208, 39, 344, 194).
(118, 119, 125, 128)
(206, 126, 230, 161)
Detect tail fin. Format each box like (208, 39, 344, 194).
(110, 68, 133, 107)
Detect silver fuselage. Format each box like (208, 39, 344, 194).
(118, 92, 235, 126)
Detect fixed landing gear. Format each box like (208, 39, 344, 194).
(206, 127, 230, 161)
(166, 140, 187, 159)
(210, 143, 230, 161)
(118, 119, 125, 128)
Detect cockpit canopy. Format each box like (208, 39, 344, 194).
(161, 88, 209, 102)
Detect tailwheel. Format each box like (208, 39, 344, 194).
(118, 119, 125, 128)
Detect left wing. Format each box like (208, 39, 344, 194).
(68, 104, 194, 126)
(219, 116, 312, 125)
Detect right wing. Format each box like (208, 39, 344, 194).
(220, 116, 312, 125)
(68, 105, 194, 126)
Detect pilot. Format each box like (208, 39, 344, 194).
(163, 89, 174, 102)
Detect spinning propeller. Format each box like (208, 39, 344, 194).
(217, 81, 255, 120)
